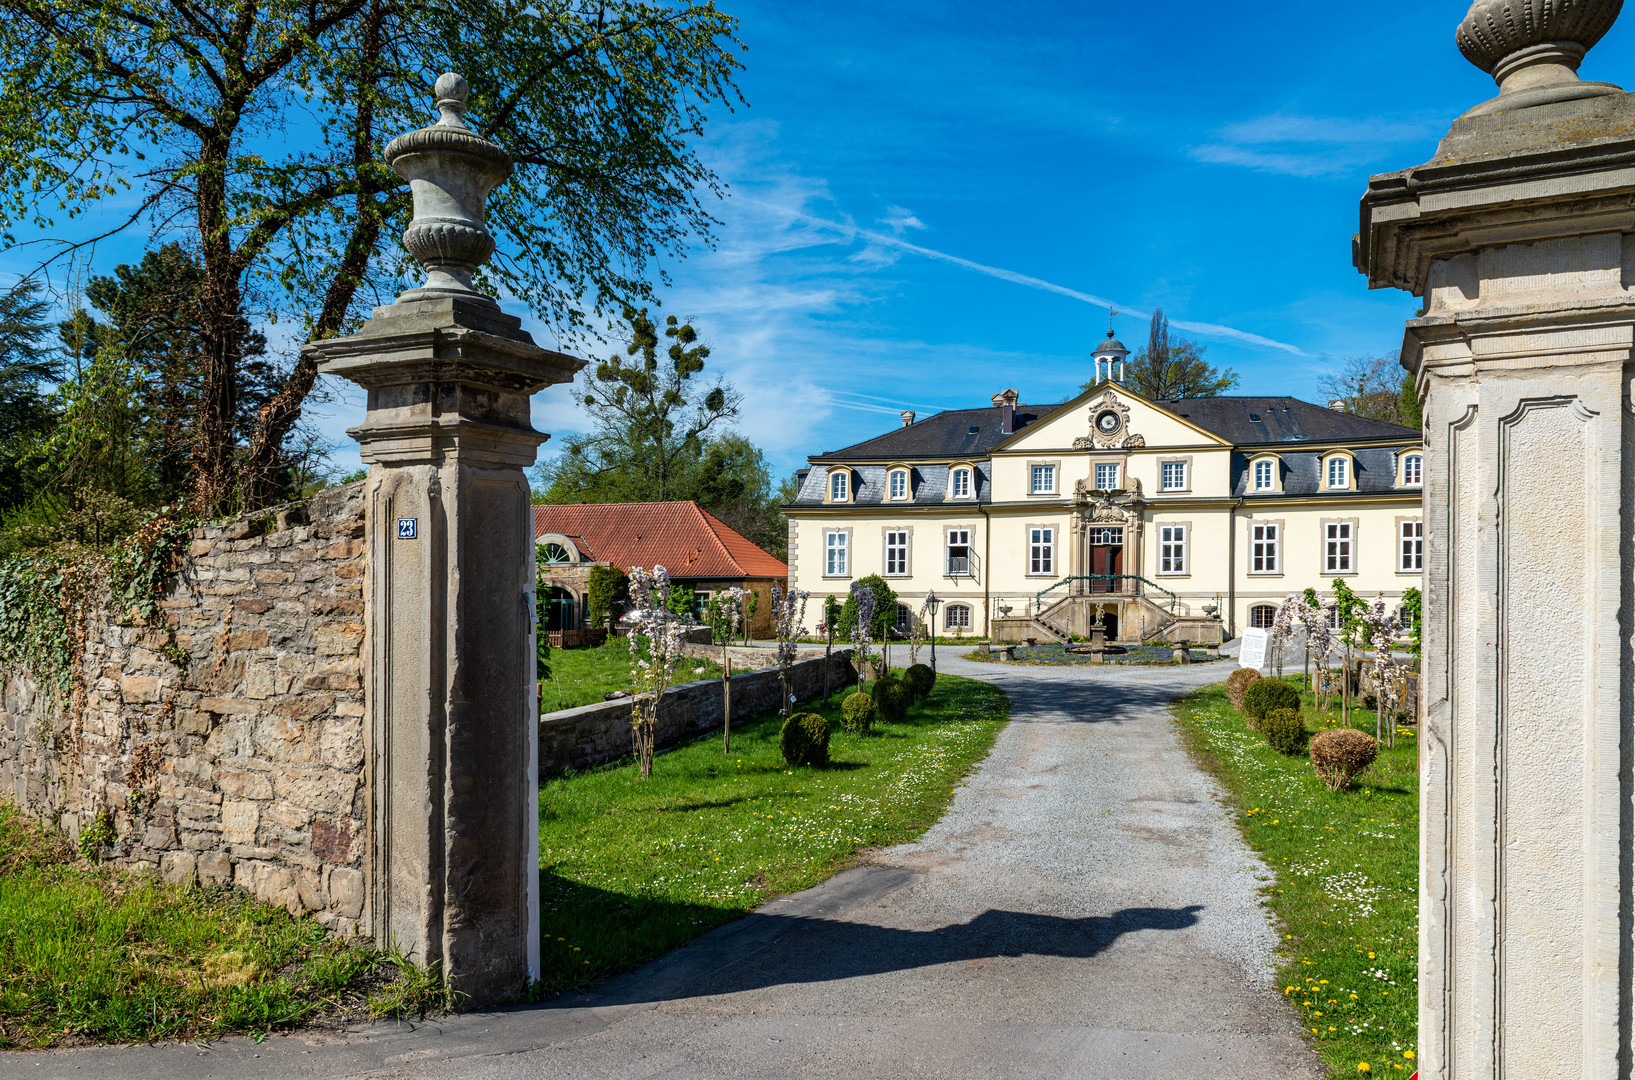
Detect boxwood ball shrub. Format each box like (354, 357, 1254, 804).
(1225, 667, 1262, 710)
(780, 712, 832, 767)
(903, 663, 935, 701)
(1309, 728, 1380, 790)
(1261, 707, 1307, 755)
(872, 676, 909, 722)
(840, 692, 877, 734)
(1243, 678, 1301, 721)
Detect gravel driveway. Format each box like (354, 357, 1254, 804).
(17, 654, 1321, 1080)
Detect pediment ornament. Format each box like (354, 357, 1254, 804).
(1085, 391, 1133, 449)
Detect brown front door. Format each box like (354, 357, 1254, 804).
(1089, 544, 1123, 593)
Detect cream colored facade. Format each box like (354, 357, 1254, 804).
(785, 382, 1423, 642)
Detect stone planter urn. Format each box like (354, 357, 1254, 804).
(1456, 0, 1624, 115)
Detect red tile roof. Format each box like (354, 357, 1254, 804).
(532, 501, 788, 581)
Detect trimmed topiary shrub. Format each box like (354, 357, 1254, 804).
(873, 675, 909, 722)
(903, 663, 935, 702)
(1225, 667, 1262, 710)
(780, 712, 831, 766)
(1262, 707, 1307, 755)
(1310, 728, 1380, 790)
(840, 692, 876, 733)
(1243, 679, 1301, 722)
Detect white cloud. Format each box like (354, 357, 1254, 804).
(1191, 112, 1443, 179)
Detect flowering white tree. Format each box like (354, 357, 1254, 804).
(710, 586, 748, 752)
(770, 584, 809, 717)
(1270, 593, 1302, 678)
(1361, 596, 1406, 748)
(850, 580, 876, 691)
(1300, 598, 1340, 721)
(626, 566, 688, 778)
(906, 598, 931, 667)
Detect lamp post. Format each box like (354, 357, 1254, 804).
(924, 591, 942, 674)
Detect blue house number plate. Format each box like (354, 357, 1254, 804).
(397, 518, 418, 540)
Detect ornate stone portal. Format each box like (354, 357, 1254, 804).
(305, 75, 582, 1006)
(1357, 4, 1635, 1074)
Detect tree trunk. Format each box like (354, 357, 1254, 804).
(193, 136, 242, 514)
(722, 650, 731, 752)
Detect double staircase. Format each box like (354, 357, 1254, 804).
(998, 576, 1223, 646)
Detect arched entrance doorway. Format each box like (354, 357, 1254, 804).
(542, 586, 578, 632)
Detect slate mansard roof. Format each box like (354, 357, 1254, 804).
(789, 393, 1420, 508)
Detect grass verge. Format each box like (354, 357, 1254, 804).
(542, 636, 723, 712)
(0, 804, 450, 1049)
(536, 673, 1008, 995)
(1170, 676, 1417, 1078)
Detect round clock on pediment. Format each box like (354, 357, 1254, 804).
(1094, 408, 1123, 437)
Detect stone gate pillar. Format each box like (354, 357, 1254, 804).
(1356, 3, 1635, 1075)
(305, 74, 582, 1006)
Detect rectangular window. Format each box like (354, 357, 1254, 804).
(1029, 527, 1055, 575)
(1159, 524, 1187, 574)
(825, 530, 849, 576)
(951, 469, 971, 499)
(1094, 462, 1119, 490)
(889, 470, 907, 500)
(945, 604, 971, 630)
(830, 471, 849, 501)
(1400, 520, 1423, 572)
(1403, 454, 1423, 487)
(947, 529, 971, 575)
(1325, 521, 1353, 573)
(885, 530, 909, 576)
(1160, 461, 1186, 491)
(1030, 464, 1056, 494)
(1326, 456, 1349, 488)
(1253, 459, 1274, 491)
(1251, 522, 1279, 573)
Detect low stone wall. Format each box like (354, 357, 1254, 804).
(539, 649, 856, 777)
(0, 483, 368, 932)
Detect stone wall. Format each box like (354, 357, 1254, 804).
(539, 649, 856, 777)
(0, 482, 368, 932)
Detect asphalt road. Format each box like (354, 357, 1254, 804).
(16, 653, 1321, 1080)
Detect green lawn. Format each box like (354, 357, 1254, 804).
(536, 674, 1009, 995)
(1171, 676, 1418, 1078)
(0, 805, 446, 1048)
(542, 636, 723, 712)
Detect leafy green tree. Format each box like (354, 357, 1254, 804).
(585, 565, 629, 629)
(836, 575, 898, 641)
(0, 0, 746, 512)
(0, 279, 59, 511)
(1400, 587, 1422, 659)
(1318, 356, 1415, 426)
(1398, 371, 1423, 430)
(1088, 310, 1238, 400)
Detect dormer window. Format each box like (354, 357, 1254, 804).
(1253, 459, 1275, 491)
(1326, 456, 1349, 489)
(829, 470, 849, 502)
(888, 468, 909, 501)
(1402, 453, 1423, 488)
(950, 467, 973, 499)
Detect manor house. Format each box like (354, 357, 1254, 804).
(785, 347, 1423, 645)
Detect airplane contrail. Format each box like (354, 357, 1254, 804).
(744, 199, 1309, 357)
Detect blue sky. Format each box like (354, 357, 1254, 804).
(14, 2, 1635, 480)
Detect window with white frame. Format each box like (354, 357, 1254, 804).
(1250, 604, 1277, 629)
(1253, 459, 1275, 491)
(944, 603, 971, 630)
(1094, 462, 1119, 490)
(1326, 456, 1349, 489)
(1325, 521, 1354, 573)
(885, 529, 909, 576)
(1030, 464, 1056, 494)
(1402, 453, 1423, 487)
(1251, 522, 1279, 573)
(1400, 520, 1423, 572)
(950, 468, 972, 499)
(824, 530, 849, 576)
(1029, 527, 1055, 575)
(888, 469, 909, 500)
(1160, 461, 1186, 491)
(1159, 524, 1187, 574)
(946, 529, 971, 575)
(829, 470, 849, 501)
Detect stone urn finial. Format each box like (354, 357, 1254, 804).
(1456, 0, 1624, 115)
(385, 73, 514, 305)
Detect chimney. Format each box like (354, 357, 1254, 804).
(991, 388, 1019, 434)
(900, 410, 916, 428)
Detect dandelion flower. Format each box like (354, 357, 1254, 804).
(1404, 1051, 1414, 1059)
(1358, 1064, 1371, 1074)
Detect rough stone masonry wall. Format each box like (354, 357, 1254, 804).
(0, 482, 368, 932)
